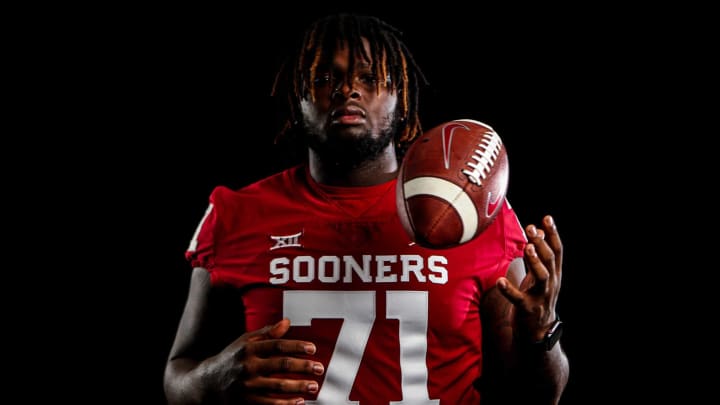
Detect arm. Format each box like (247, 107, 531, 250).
(481, 216, 569, 405)
(163, 267, 325, 405)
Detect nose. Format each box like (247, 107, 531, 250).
(332, 80, 360, 99)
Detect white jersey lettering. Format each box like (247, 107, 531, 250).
(269, 254, 449, 285)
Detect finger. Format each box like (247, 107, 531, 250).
(496, 277, 525, 306)
(245, 375, 321, 396)
(251, 356, 325, 376)
(268, 318, 292, 339)
(246, 319, 292, 342)
(525, 243, 550, 291)
(543, 215, 563, 278)
(525, 224, 551, 284)
(244, 339, 318, 360)
(243, 392, 312, 405)
(243, 321, 319, 358)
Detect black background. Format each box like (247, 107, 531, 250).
(56, 4, 691, 403)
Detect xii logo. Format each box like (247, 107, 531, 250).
(270, 231, 303, 250)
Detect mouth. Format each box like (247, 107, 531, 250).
(331, 105, 367, 125)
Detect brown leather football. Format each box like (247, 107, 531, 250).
(396, 119, 509, 248)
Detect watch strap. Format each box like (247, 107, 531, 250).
(532, 317, 563, 351)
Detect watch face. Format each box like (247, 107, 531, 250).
(545, 320, 563, 351)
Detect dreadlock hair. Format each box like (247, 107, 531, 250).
(271, 13, 428, 160)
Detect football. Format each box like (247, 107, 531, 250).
(396, 119, 509, 248)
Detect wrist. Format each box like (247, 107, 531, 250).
(516, 316, 563, 352)
(530, 317, 563, 352)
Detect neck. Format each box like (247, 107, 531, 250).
(308, 144, 399, 186)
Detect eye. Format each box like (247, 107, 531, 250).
(313, 73, 331, 86)
(358, 73, 378, 85)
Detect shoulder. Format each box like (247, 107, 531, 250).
(185, 166, 304, 268)
(210, 165, 305, 207)
(470, 199, 526, 253)
(204, 165, 308, 228)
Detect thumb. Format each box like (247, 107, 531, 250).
(267, 318, 292, 339)
(245, 318, 292, 342)
(496, 277, 524, 305)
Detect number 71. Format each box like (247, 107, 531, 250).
(284, 290, 440, 404)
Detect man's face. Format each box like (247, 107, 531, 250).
(300, 38, 399, 164)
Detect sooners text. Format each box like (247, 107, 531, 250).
(269, 254, 448, 285)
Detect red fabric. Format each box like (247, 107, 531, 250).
(185, 165, 526, 404)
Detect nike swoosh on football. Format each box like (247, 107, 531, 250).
(441, 122, 470, 170)
(485, 191, 503, 218)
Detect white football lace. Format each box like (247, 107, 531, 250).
(462, 131, 502, 186)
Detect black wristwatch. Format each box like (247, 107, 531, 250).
(533, 318, 564, 351)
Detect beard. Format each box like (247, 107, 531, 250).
(303, 113, 400, 169)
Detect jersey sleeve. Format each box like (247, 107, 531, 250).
(185, 187, 225, 270)
(478, 198, 527, 292)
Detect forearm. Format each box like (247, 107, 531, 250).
(164, 357, 218, 405)
(514, 343, 569, 405)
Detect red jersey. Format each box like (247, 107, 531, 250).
(186, 165, 526, 404)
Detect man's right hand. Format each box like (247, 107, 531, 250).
(208, 318, 324, 404)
